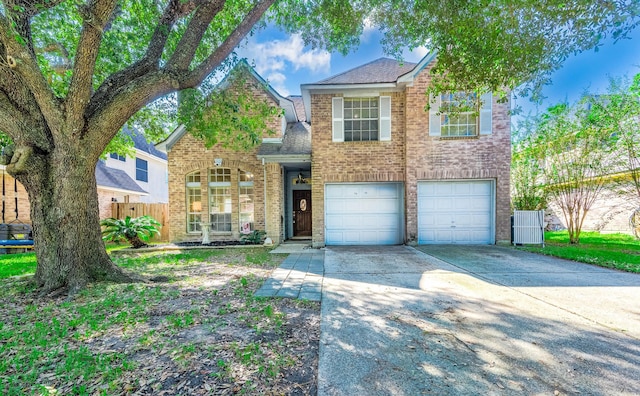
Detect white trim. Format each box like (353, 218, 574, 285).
(428, 95, 442, 136)
(343, 91, 382, 98)
(262, 137, 283, 143)
(332, 97, 344, 142)
(479, 92, 493, 135)
(97, 186, 149, 196)
(379, 96, 392, 141)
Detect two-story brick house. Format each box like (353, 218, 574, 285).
(159, 53, 511, 246)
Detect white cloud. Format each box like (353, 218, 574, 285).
(403, 46, 430, 62)
(239, 34, 331, 75)
(265, 72, 290, 96)
(238, 33, 331, 94)
(360, 18, 377, 43)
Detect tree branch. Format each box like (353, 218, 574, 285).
(88, 0, 197, 118)
(84, 0, 275, 155)
(66, 0, 118, 134)
(85, 70, 177, 154)
(166, 0, 225, 71)
(0, 14, 64, 135)
(184, 0, 275, 86)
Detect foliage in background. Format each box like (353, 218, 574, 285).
(515, 102, 616, 243)
(100, 216, 161, 249)
(274, 0, 640, 105)
(584, 75, 640, 235)
(511, 116, 547, 211)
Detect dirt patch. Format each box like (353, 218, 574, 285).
(0, 249, 320, 395)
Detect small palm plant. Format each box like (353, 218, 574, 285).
(100, 215, 161, 248)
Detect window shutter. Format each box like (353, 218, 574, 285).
(379, 96, 391, 141)
(479, 92, 492, 135)
(332, 97, 344, 142)
(428, 95, 441, 136)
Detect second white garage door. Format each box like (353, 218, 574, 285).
(418, 180, 494, 244)
(325, 183, 403, 245)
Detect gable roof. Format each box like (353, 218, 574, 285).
(95, 161, 148, 195)
(313, 58, 418, 85)
(156, 60, 298, 152)
(300, 52, 437, 122)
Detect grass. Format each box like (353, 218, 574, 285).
(0, 247, 320, 395)
(518, 231, 640, 273)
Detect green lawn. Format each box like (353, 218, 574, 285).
(0, 244, 128, 279)
(518, 231, 640, 273)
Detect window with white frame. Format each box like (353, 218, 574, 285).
(239, 171, 254, 234)
(429, 92, 492, 137)
(186, 171, 202, 233)
(440, 93, 478, 137)
(209, 168, 232, 232)
(332, 96, 391, 142)
(344, 98, 379, 141)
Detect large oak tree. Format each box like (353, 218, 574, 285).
(0, 0, 637, 294)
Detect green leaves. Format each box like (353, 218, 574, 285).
(100, 215, 161, 248)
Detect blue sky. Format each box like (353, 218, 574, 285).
(237, 23, 640, 116)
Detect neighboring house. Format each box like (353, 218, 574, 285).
(158, 54, 511, 246)
(104, 127, 169, 204)
(1, 129, 168, 222)
(95, 160, 149, 218)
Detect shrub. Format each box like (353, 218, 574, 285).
(240, 230, 266, 245)
(100, 215, 161, 248)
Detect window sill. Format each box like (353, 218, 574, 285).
(437, 135, 479, 141)
(335, 140, 389, 144)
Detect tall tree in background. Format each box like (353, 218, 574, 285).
(586, 74, 640, 236)
(522, 103, 617, 244)
(0, 0, 638, 294)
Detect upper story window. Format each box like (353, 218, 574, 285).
(332, 96, 391, 142)
(109, 153, 126, 161)
(344, 98, 379, 141)
(440, 93, 478, 137)
(135, 158, 148, 182)
(429, 92, 493, 137)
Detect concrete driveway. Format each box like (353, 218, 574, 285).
(318, 245, 640, 395)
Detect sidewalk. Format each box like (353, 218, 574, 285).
(254, 251, 324, 301)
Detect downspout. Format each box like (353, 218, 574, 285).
(263, 158, 268, 234)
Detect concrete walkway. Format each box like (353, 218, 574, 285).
(254, 251, 324, 301)
(318, 245, 640, 395)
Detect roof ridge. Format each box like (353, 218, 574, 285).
(314, 57, 387, 84)
(313, 57, 419, 85)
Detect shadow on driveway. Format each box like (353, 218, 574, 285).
(318, 246, 640, 396)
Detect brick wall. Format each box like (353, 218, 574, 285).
(167, 75, 284, 243)
(309, 64, 512, 246)
(404, 64, 512, 244)
(310, 92, 406, 247)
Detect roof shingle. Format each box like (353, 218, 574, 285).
(313, 58, 418, 85)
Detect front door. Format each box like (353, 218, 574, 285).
(293, 190, 312, 237)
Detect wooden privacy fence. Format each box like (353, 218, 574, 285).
(110, 203, 169, 242)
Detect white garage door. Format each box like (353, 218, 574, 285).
(418, 180, 494, 244)
(325, 183, 403, 245)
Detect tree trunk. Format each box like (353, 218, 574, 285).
(18, 150, 137, 295)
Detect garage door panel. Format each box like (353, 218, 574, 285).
(325, 183, 402, 245)
(418, 180, 493, 245)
